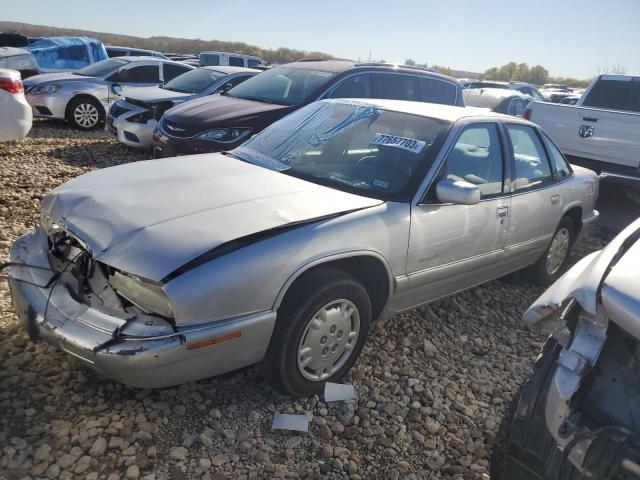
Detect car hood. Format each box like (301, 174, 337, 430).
(24, 72, 92, 86)
(42, 153, 382, 282)
(524, 218, 640, 335)
(124, 85, 191, 104)
(164, 94, 292, 127)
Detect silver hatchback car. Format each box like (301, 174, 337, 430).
(9, 99, 599, 396)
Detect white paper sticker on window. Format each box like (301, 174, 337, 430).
(370, 133, 426, 153)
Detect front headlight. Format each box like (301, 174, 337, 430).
(30, 84, 61, 95)
(110, 271, 173, 318)
(196, 127, 252, 143)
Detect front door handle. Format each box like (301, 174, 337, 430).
(496, 206, 509, 218)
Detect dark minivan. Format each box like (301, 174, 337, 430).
(152, 60, 464, 157)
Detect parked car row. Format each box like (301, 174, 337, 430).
(106, 66, 259, 149)
(24, 56, 194, 129)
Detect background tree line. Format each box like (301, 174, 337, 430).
(0, 21, 332, 64)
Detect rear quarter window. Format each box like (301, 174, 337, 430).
(419, 77, 458, 105)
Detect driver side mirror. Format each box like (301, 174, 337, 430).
(436, 178, 480, 205)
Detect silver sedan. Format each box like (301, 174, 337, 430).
(8, 99, 599, 396)
(23, 57, 194, 130)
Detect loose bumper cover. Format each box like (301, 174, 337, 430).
(9, 228, 276, 388)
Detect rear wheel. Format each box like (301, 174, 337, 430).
(260, 267, 371, 397)
(67, 97, 103, 130)
(532, 216, 574, 285)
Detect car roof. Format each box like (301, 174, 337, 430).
(463, 87, 531, 99)
(282, 60, 460, 82)
(201, 66, 260, 74)
(325, 98, 525, 123)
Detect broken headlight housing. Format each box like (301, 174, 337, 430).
(196, 127, 252, 143)
(110, 271, 173, 318)
(128, 110, 154, 124)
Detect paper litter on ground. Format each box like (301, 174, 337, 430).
(271, 413, 309, 432)
(324, 382, 356, 402)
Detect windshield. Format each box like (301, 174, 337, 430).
(226, 66, 336, 106)
(74, 58, 127, 77)
(232, 100, 450, 200)
(163, 68, 225, 93)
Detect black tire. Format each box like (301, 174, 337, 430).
(532, 216, 575, 285)
(260, 267, 371, 397)
(491, 337, 567, 480)
(66, 96, 104, 130)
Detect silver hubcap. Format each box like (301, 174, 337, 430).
(297, 299, 360, 382)
(546, 227, 570, 275)
(74, 103, 99, 128)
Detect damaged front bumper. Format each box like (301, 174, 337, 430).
(9, 228, 276, 388)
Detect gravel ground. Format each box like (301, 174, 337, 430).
(0, 122, 609, 480)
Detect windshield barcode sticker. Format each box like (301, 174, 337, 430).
(370, 133, 426, 153)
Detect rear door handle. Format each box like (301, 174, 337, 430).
(496, 206, 509, 218)
(583, 116, 598, 122)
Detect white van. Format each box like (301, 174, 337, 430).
(199, 51, 263, 68)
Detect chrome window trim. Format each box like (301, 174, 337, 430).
(503, 122, 558, 194)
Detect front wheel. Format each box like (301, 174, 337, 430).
(260, 267, 371, 397)
(67, 97, 104, 130)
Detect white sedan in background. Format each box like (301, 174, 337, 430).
(0, 68, 32, 141)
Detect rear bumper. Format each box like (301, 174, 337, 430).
(9, 228, 277, 388)
(567, 155, 640, 188)
(580, 209, 600, 240)
(0, 93, 32, 141)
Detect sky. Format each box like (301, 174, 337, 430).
(2, 0, 639, 79)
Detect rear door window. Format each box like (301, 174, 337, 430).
(371, 74, 419, 101)
(163, 63, 191, 81)
(582, 78, 640, 113)
(201, 54, 220, 66)
(507, 124, 554, 191)
(228, 56, 245, 67)
(122, 65, 160, 83)
(327, 74, 372, 99)
(419, 77, 458, 105)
